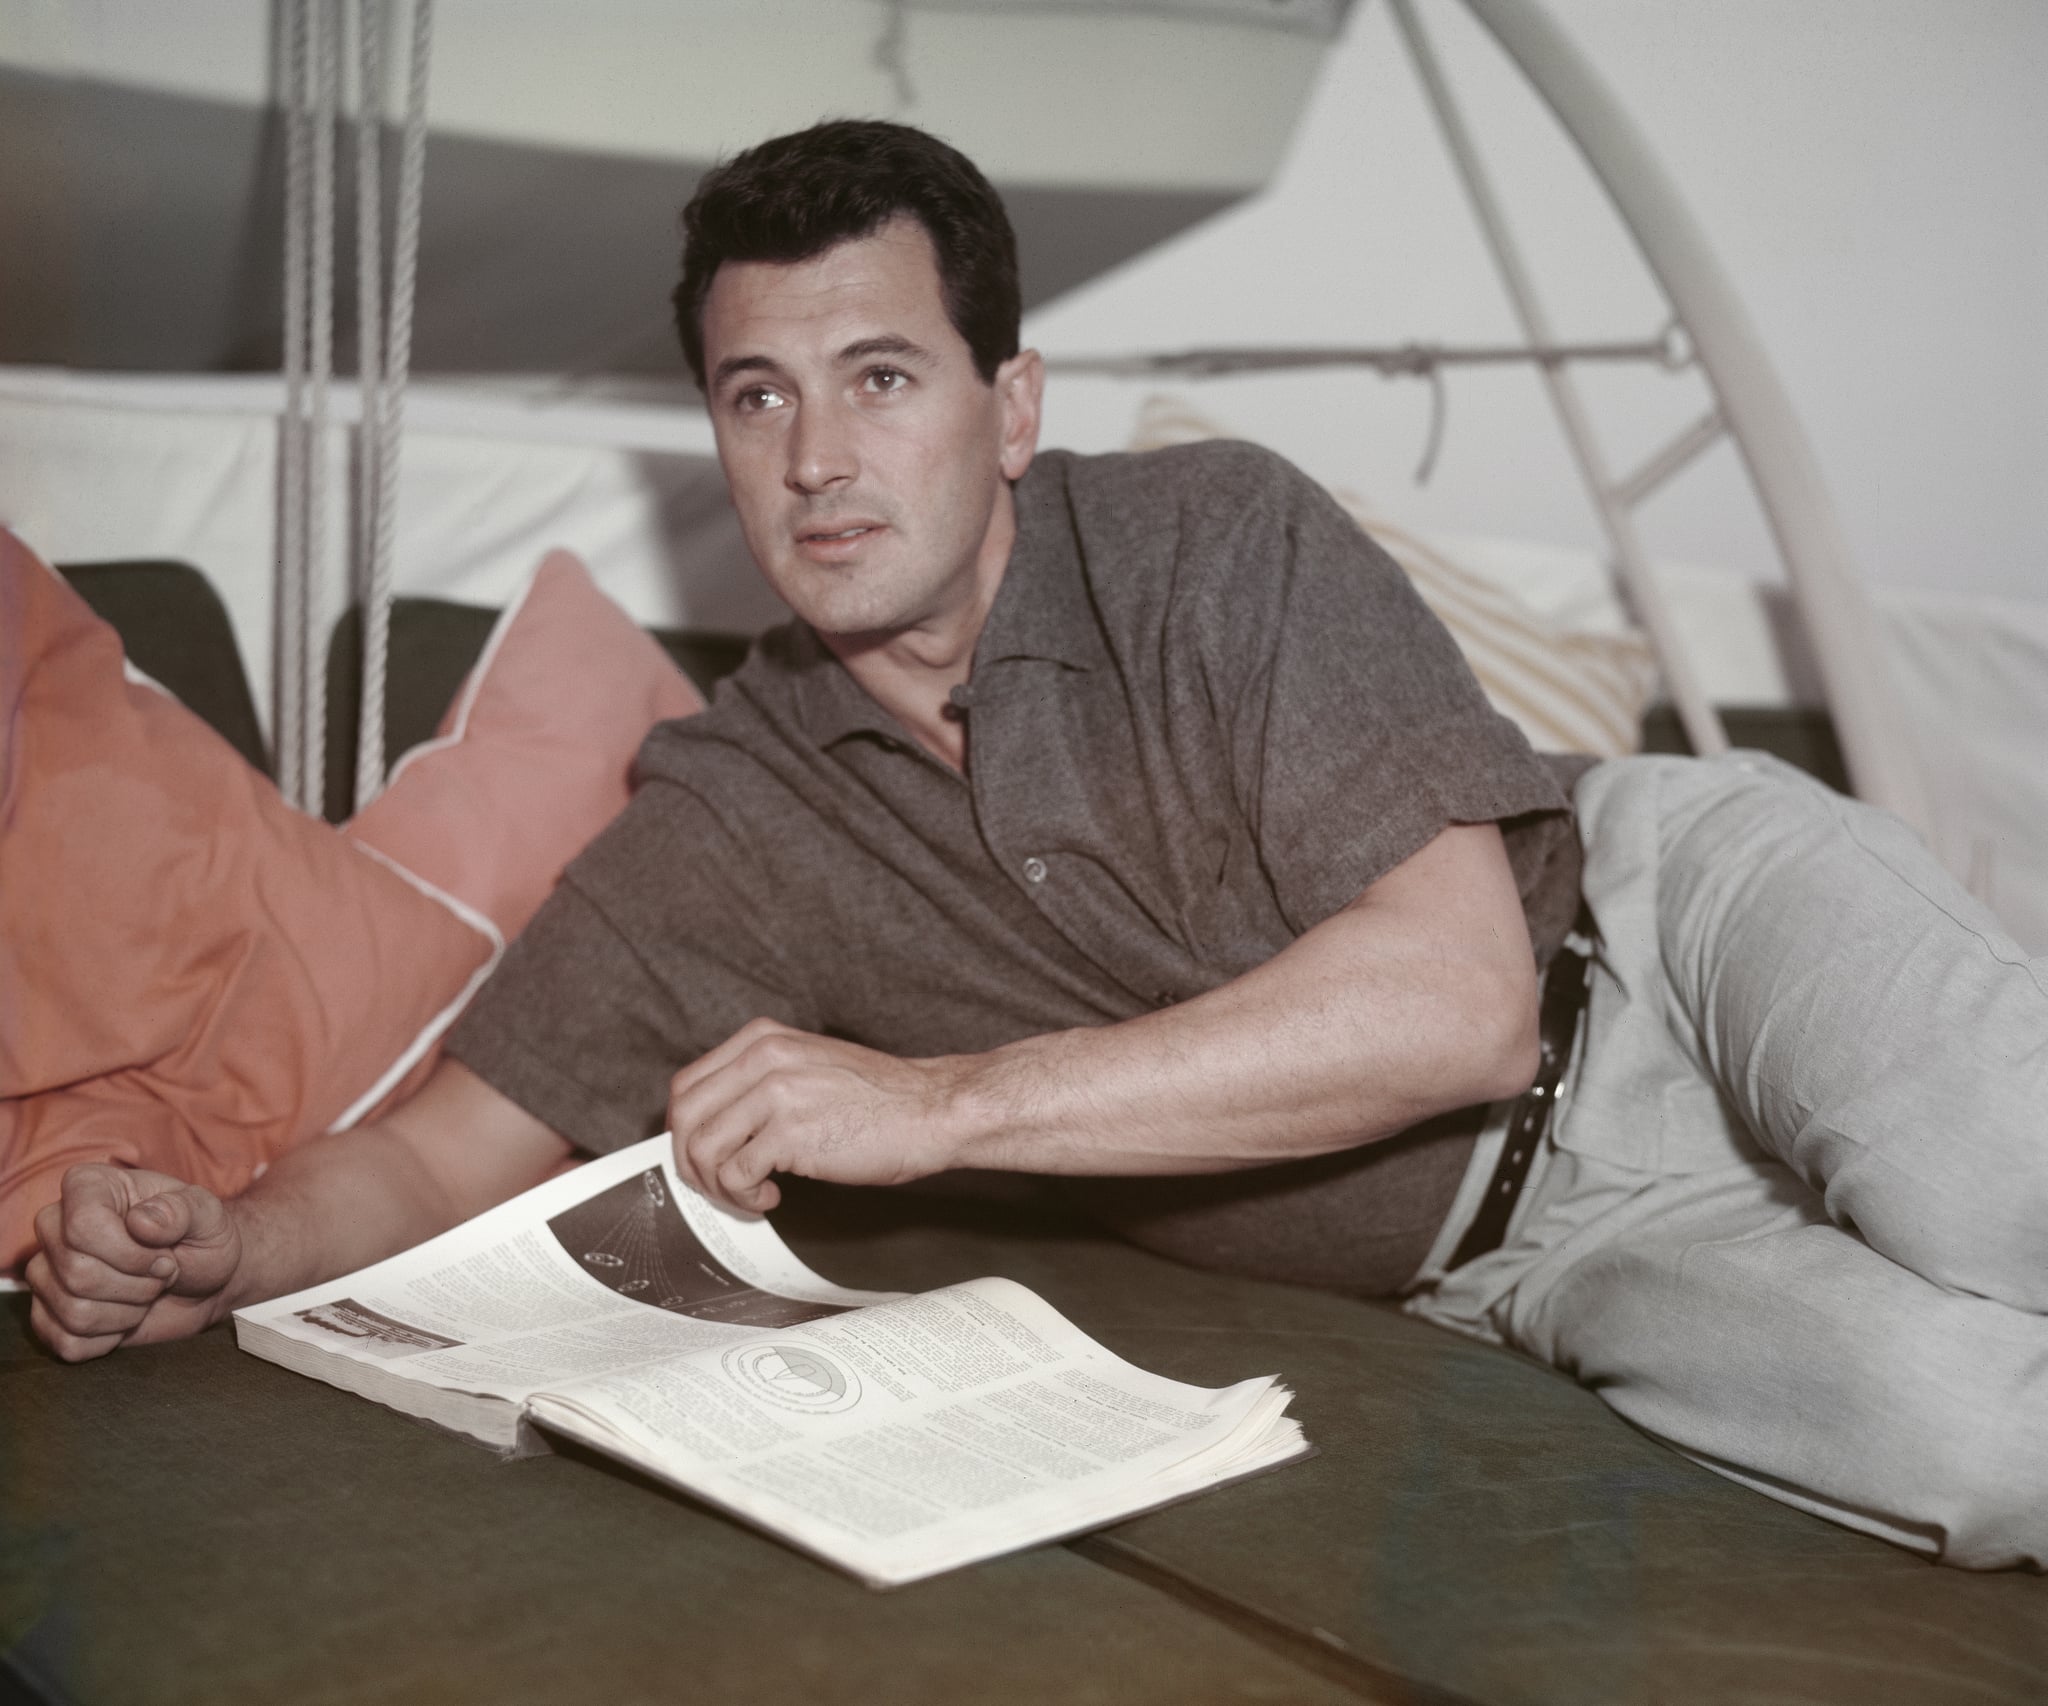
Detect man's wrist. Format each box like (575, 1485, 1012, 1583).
(208, 1195, 264, 1320)
(934, 1052, 1005, 1172)
(935, 1040, 1049, 1175)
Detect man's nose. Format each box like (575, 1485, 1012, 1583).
(786, 396, 857, 494)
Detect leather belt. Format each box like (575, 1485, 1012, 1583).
(1446, 947, 1591, 1271)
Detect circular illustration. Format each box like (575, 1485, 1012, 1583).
(721, 1342, 863, 1414)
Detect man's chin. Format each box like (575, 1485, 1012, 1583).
(808, 613, 912, 659)
(771, 569, 914, 645)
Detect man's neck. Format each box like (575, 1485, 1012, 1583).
(818, 491, 1017, 773)
(828, 631, 975, 770)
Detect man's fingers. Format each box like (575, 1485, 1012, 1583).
(667, 1071, 750, 1195)
(26, 1284, 141, 1363)
(667, 1017, 800, 1109)
(669, 1028, 822, 1156)
(679, 1083, 787, 1212)
(715, 1136, 783, 1216)
(676, 1090, 761, 1204)
(668, 1036, 794, 1197)
(30, 1235, 170, 1308)
(667, 1023, 914, 1213)
(28, 1275, 151, 1342)
(23, 1261, 151, 1368)
(722, 1174, 781, 1215)
(124, 1183, 231, 1255)
(52, 1169, 163, 1278)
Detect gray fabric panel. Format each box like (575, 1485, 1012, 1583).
(56, 562, 268, 776)
(1640, 704, 1850, 793)
(319, 598, 751, 822)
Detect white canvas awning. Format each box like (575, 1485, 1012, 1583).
(0, 0, 1352, 376)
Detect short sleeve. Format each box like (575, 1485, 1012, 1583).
(1189, 447, 1574, 934)
(445, 776, 819, 1154)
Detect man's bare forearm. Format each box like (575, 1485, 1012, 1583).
(951, 824, 1540, 1176)
(218, 1125, 471, 1313)
(223, 1061, 575, 1313)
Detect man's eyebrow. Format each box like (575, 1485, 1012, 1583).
(710, 337, 932, 391)
(709, 353, 784, 390)
(838, 335, 934, 367)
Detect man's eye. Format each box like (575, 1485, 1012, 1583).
(734, 385, 786, 413)
(862, 367, 909, 395)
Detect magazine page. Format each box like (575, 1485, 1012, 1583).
(234, 1136, 902, 1404)
(527, 1275, 1308, 1587)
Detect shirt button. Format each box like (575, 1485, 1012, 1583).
(1022, 856, 1048, 885)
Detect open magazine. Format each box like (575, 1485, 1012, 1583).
(233, 1137, 1311, 1588)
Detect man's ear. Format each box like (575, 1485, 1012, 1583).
(995, 348, 1045, 482)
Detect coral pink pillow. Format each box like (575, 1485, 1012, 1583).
(346, 550, 706, 942)
(0, 530, 498, 1271)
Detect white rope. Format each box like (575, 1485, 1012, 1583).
(277, 0, 310, 807)
(355, 0, 433, 813)
(303, 0, 340, 812)
(351, 0, 388, 813)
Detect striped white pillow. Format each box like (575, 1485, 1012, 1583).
(1126, 396, 1656, 757)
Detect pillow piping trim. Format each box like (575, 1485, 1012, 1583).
(351, 555, 551, 817)
(326, 839, 506, 1133)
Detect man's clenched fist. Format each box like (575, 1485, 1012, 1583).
(27, 1164, 242, 1361)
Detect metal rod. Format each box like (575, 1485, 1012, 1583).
(1390, 0, 1728, 758)
(1462, 0, 1930, 831)
(1043, 333, 1678, 380)
(1609, 406, 1725, 513)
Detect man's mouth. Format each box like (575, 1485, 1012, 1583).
(794, 519, 889, 562)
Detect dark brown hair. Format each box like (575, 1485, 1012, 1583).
(673, 119, 1021, 389)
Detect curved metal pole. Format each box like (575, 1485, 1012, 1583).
(1390, 0, 1726, 761)
(1458, 0, 1931, 833)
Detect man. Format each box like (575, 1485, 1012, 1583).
(28, 121, 2046, 1570)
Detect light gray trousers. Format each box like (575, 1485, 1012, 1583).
(1407, 752, 2048, 1569)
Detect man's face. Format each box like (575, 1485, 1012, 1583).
(700, 217, 1042, 646)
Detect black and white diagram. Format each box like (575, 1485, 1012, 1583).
(293, 1297, 462, 1359)
(546, 1168, 850, 1328)
(721, 1341, 863, 1415)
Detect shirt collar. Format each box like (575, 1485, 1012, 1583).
(785, 622, 900, 749)
(788, 451, 1105, 749)
(972, 452, 1107, 674)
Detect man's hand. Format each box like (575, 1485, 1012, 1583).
(668, 1018, 976, 1214)
(26, 1164, 243, 1361)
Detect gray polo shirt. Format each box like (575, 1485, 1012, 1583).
(448, 441, 1582, 1285)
